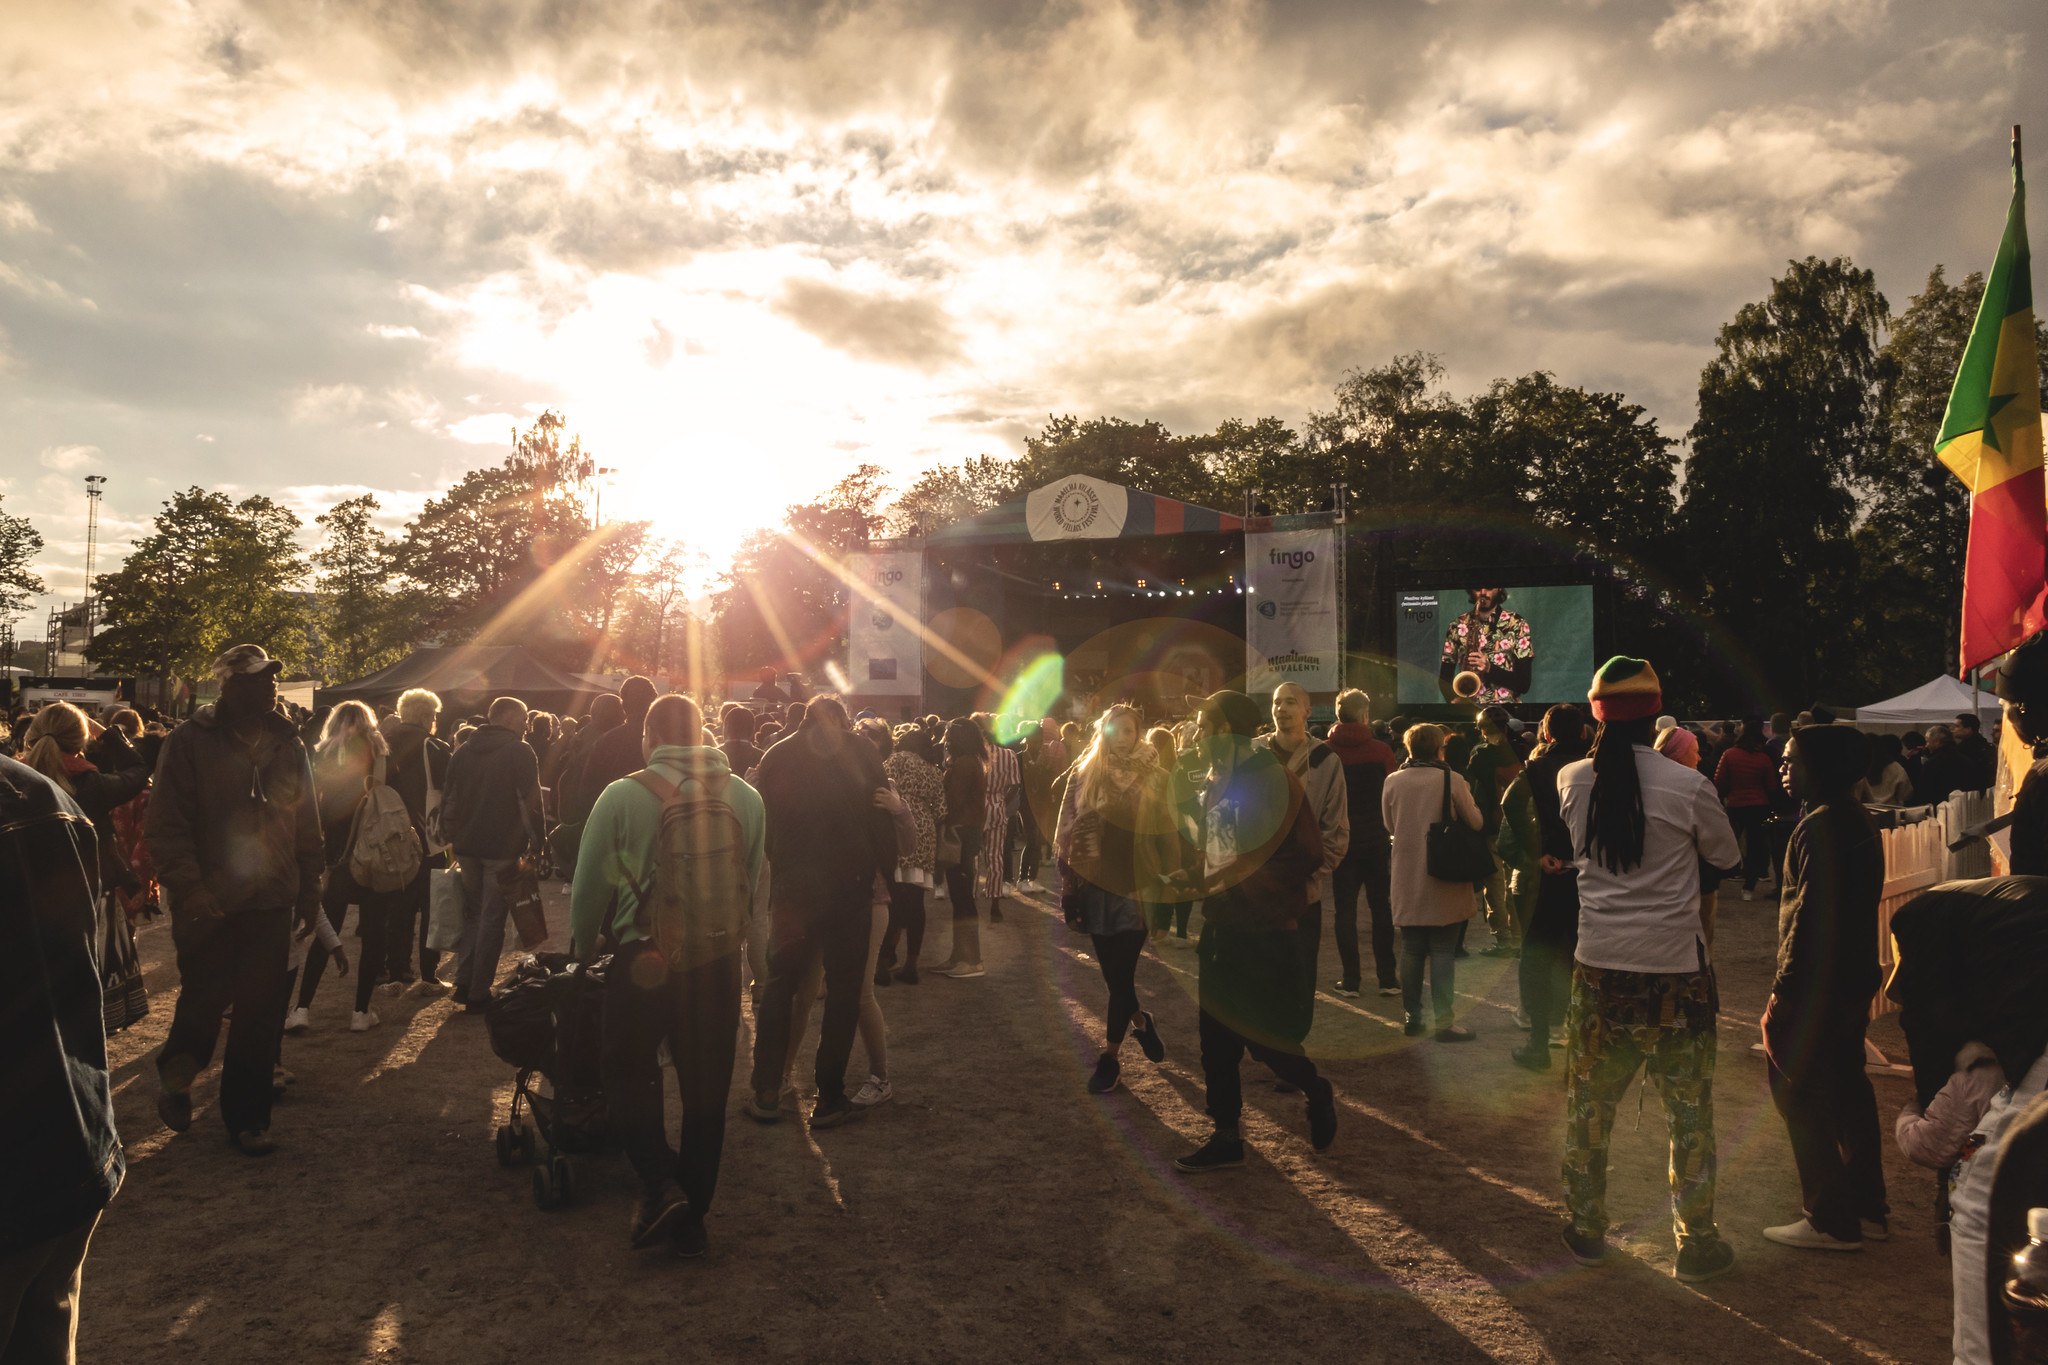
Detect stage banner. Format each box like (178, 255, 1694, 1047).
(846, 549, 924, 696)
(1245, 527, 1340, 693)
(1025, 475, 1130, 541)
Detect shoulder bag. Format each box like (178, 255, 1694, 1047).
(1425, 767, 1494, 884)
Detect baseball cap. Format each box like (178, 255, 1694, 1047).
(211, 643, 284, 684)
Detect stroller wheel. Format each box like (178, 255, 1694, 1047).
(516, 1127, 537, 1163)
(551, 1155, 576, 1206)
(495, 1124, 516, 1168)
(532, 1163, 558, 1210)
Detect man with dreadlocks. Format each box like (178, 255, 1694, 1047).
(1555, 657, 1742, 1283)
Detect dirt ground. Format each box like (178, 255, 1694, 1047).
(86, 882, 1953, 1364)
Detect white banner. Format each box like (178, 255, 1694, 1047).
(845, 550, 925, 696)
(1024, 475, 1130, 541)
(1245, 527, 1340, 693)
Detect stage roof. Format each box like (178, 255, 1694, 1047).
(926, 475, 1244, 547)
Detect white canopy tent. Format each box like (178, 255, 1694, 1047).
(1855, 675, 2002, 729)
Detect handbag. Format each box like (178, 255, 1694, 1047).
(1425, 767, 1494, 884)
(506, 861, 549, 950)
(937, 825, 962, 869)
(427, 863, 466, 952)
(102, 903, 149, 1034)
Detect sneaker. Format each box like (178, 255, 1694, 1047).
(809, 1096, 865, 1129)
(1402, 1017, 1428, 1038)
(672, 1218, 708, 1260)
(852, 1075, 894, 1108)
(1511, 1044, 1551, 1072)
(349, 1009, 380, 1033)
(746, 1092, 781, 1123)
(1173, 1133, 1247, 1174)
(1332, 981, 1361, 998)
(1003, 882, 1021, 898)
(158, 1089, 192, 1133)
(283, 1006, 310, 1034)
(1675, 1237, 1737, 1282)
(630, 1186, 690, 1249)
(1132, 1010, 1166, 1064)
(893, 965, 920, 985)
(1549, 1030, 1568, 1049)
(381, 978, 409, 995)
(1378, 985, 1401, 997)
(271, 1064, 296, 1100)
(933, 886, 948, 902)
(1861, 1218, 1890, 1243)
(1435, 1027, 1476, 1043)
(1020, 879, 1042, 894)
(1511, 1007, 1531, 1030)
(229, 1129, 277, 1157)
(1740, 887, 1755, 902)
(417, 974, 454, 994)
(1762, 1218, 1862, 1252)
(1561, 1225, 1610, 1265)
(1307, 1083, 1337, 1153)
(1087, 1052, 1122, 1095)
(873, 966, 892, 989)
(942, 961, 986, 979)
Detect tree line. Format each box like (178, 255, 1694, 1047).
(3, 253, 2033, 711)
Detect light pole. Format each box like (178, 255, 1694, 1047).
(82, 474, 105, 677)
(593, 466, 617, 527)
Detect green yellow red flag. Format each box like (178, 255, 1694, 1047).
(1938, 126, 2046, 671)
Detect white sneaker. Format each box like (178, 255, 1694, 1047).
(942, 961, 987, 979)
(1762, 1218, 1862, 1251)
(1002, 882, 1021, 898)
(283, 1006, 311, 1034)
(1511, 1008, 1531, 1030)
(1019, 879, 1042, 894)
(852, 1075, 894, 1108)
(933, 886, 948, 902)
(349, 1010, 380, 1033)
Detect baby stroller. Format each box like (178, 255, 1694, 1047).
(485, 951, 610, 1210)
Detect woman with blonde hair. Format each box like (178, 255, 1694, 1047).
(1055, 704, 1189, 1094)
(21, 700, 151, 884)
(285, 701, 386, 1033)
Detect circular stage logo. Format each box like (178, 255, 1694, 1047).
(1052, 480, 1101, 534)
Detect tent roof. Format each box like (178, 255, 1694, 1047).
(1856, 675, 2002, 725)
(926, 476, 1243, 546)
(318, 645, 596, 708)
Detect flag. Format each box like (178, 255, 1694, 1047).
(1938, 127, 2045, 671)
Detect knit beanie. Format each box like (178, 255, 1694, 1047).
(1653, 724, 1699, 768)
(1587, 656, 1662, 722)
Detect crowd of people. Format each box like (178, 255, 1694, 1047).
(8, 632, 2048, 1363)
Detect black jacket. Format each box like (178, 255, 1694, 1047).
(753, 722, 889, 907)
(441, 725, 541, 860)
(386, 721, 450, 844)
(145, 705, 324, 922)
(1, 755, 123, 1256)
(1772, 798, 1883, 1024)
(580, 709, 652, 807)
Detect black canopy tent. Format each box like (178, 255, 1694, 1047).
(315, 645, 599, 720)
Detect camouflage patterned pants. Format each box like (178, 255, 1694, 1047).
(1561, 963, 1720, 1249)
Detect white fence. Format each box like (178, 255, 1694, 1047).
(1872, 789, 1994, 1020)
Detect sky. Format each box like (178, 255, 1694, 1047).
(2, 0, 2044, 622)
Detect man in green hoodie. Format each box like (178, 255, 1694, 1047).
(571, 694, 765, 1260)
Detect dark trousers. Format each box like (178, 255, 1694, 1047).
(1197, 1008, 1324, 1134)
(300, 870, 390, 1013)
(1018, 798, 1043, 882)
(1520, 936, 1571, 1044)
(1399, 923, 1461, 1027)
(1762, 1001, 1888, 1240)
(1297, 900, 1323, 995)
(1728, 806, 1772, 889)
(0, 1212, 98, 1365)
(1331, 842, 1395, 988)
(1091, 929, 1147, 1048)
(877, 882, 926, 969)
(1196, 926, 1323, 1133)
(384, 854, 443, 982)
(157, 907, 292, 1133)
(602, 944, 742, 1219)
(749, 884, 873, 1106)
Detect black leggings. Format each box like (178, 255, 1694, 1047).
(1091, 929, 1147, 1048)
(878, 882, 927, 968)
(300, 870, 388, 1014)
(1727, 805, 1773, 889)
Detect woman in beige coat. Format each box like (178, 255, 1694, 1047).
(1382, 723, 1485, 1040)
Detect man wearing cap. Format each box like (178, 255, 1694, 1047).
(146, 644, 325, 1156)
(1556, 656, 1742, 1282)
(1174, 690, 1336, 1174)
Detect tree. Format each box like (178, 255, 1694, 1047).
(885, 456, 1018, 535)
(714, 467, 885, 674)
(89, 488, 311, 686)
(312, 494, 405, 680)
(1678, 257, 1891, 707)
(0, 496, 46, 620)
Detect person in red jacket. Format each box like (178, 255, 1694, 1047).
(1713, 716, 1783, 899)
(1174, 690, 1334, 1174)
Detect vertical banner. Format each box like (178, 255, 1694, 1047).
(1245, 527, 1340, 693)
(845, 549, 925, 697)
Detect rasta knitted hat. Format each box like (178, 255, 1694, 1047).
(1587, 656, 1662, 722)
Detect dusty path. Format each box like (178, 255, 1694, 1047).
(86, 885, 1951, 1363)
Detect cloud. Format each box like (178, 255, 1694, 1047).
(39, 444, 102, 473)
(775, 278, 964, 371)
(1653, 0, 1889, 54)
